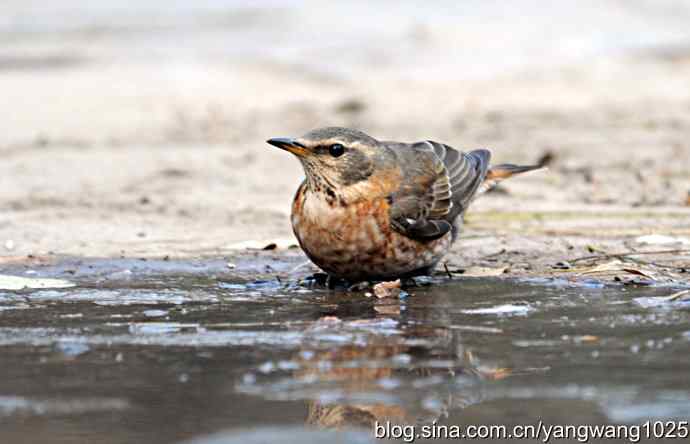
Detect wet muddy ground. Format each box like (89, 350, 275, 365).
(1, 256, 689, 443)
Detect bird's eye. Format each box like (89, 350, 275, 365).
(328, 143, 345, 157)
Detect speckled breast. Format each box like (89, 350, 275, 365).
(291, 184, 452, 280)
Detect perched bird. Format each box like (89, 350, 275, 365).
(267, 127, 541, 281)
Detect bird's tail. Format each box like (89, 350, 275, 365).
(477, 163, 546, 196)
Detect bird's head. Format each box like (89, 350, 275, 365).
(267, 127, 388, 195)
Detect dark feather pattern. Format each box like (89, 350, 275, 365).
(388, 140, 491, 242)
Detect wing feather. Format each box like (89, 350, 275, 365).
(388, 141, 491, 242)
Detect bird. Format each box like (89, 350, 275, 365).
(267, 127, 542, 282)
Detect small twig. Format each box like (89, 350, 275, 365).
(570, 249, 690, 264)
(623, 256, 688, 272)
(443, 263, 453, 279)
(667, 289, 690, 301)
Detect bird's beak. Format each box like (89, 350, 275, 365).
(266, 137, 309, 157)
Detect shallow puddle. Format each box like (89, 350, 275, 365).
(0, 257, 689, 443)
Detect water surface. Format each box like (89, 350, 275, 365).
(0, 257, 689, 443)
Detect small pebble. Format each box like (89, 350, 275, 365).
(373, 279, 402, 299)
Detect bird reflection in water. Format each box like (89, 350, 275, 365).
(238, 295, 524, 431)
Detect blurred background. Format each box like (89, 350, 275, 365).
(2, 0, 690, 258)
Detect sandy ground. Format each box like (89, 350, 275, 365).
(1, 2, 690, 282)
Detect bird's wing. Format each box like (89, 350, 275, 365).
(388, 141, 491, 241)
